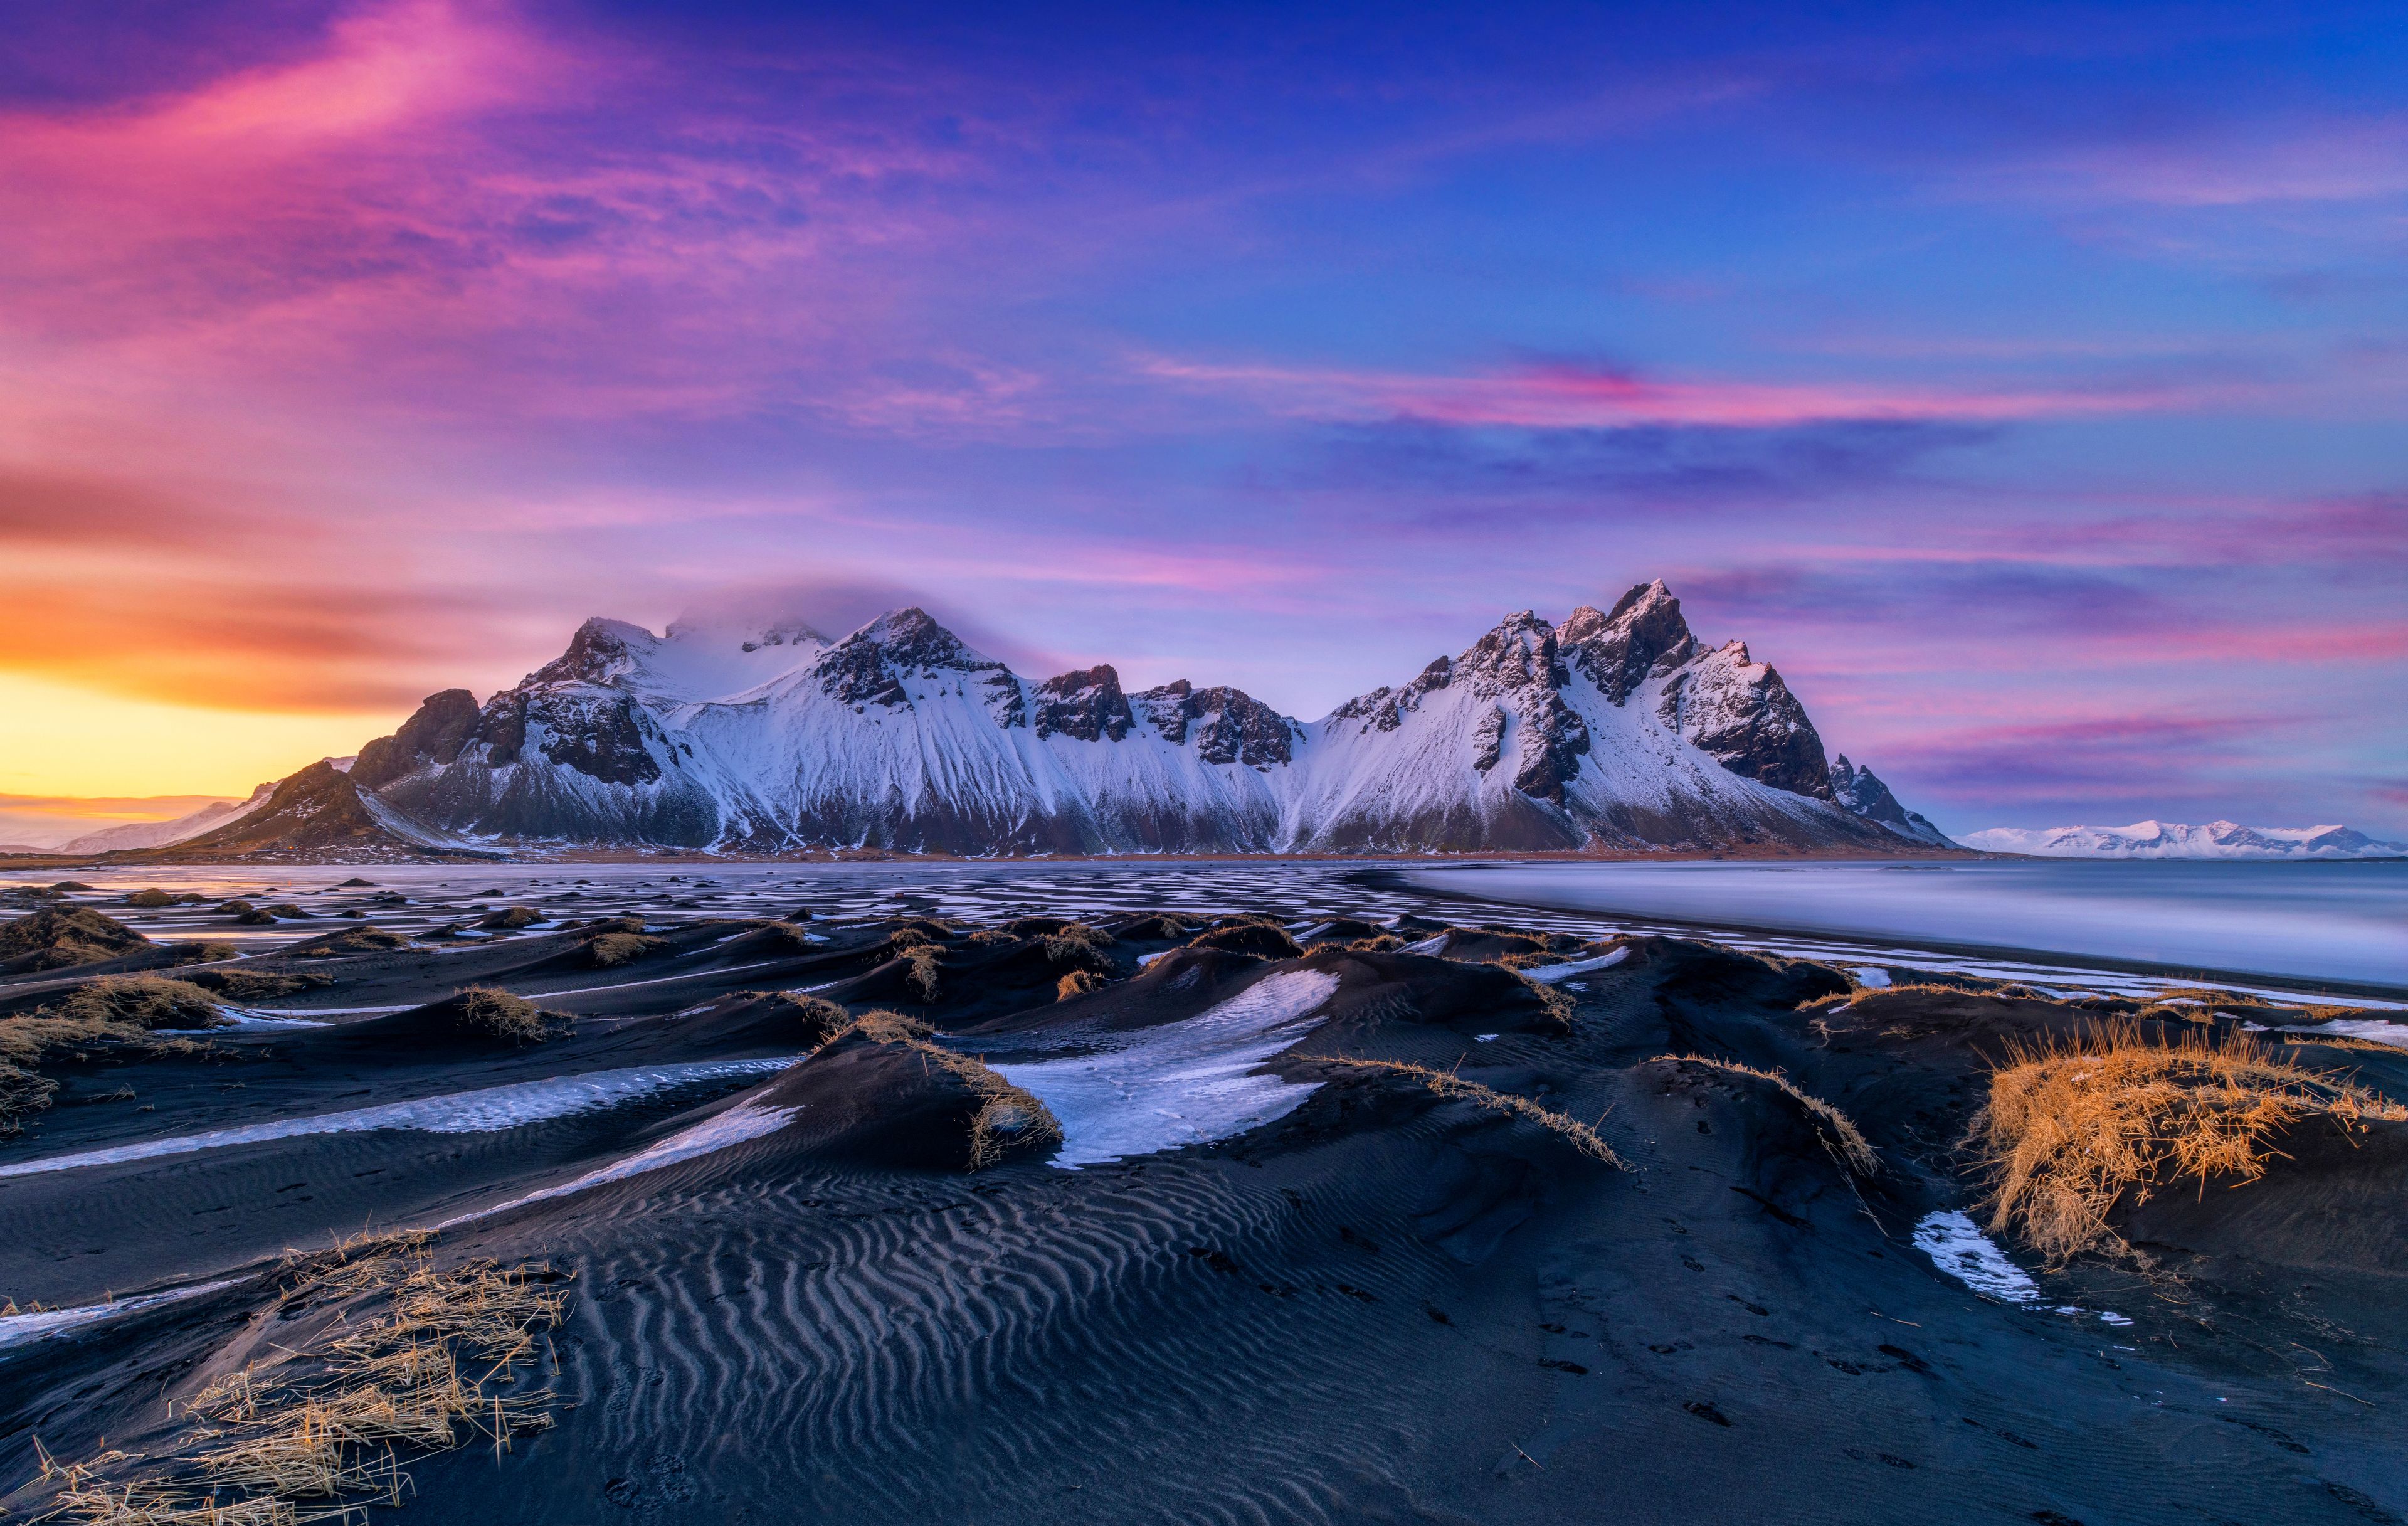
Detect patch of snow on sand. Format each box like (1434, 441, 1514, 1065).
(1913, 1211, 2041, 1301)
(1400, 934, 1449, 955)
(1914, 1211, 2137, 1327)
(2294, 1019, 2408, 1050)
(1852, 967, 1893, 988)
(0, 1059, 799, 1180)
(991, 969, 1341, 1170)
(1524, 948, 1630, 983)
(439, 1099, 800, 1228)
(0, 1278, 243, 1352)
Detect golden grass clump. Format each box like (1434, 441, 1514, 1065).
(1055, 969, 1106, 1001)
(29, 1233, 568, 1525)
(844, 1009, 1062, 1168)
(898, 944, 943, 1004)
(55, 976, 226, 1031)
(1346, 934, 1404, 953)
(583, 931, 659, 968)
(1975, 1022, 2407, 1264)
(182, 968, 330, 1001)
(1311, 1056, 1624, 1168)
(740, 990, 847, 1046)
(0, 906, 150, 970)
(1040, 929, 1113, 975)
(171, 941, 245, 967)
(0, 981, 222, 1131)
(1511, 970, 1575, 1025)
(887, 927, 937, 952)
(1656, 1054, 1878, 1177)
(475, 906, 542, 930)
(450, 987, 567, 1044)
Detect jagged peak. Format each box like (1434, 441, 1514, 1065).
(524, 616, 658, 688)
(833, 607, 998, 669)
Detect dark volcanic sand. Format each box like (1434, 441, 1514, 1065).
(2, 882, 2404, 1524)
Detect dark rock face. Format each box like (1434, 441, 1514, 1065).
(1656, 646, 1832, 799)
(815, 608, 1022, 726)
(176, 763, 413, 853)
(1134, 681, 1298, 766)
(533, 691, 663, 787)
(1332, 657, 1453, 734)
(1561, 579, 1699, 705)
(525, 617, 643, 688)
(1454, 612, 1591, 803)
(1033, 665, 1135, 742)
(352, 690, 480, 791)
(1830, 756, 1951, 844)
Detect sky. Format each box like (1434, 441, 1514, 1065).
(2, 0, 2403, 844)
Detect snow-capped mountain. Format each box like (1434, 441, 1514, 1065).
(56, 783, 276, 855)
(1960, 821, 2408, 860)
(161, 581, 1951, 857)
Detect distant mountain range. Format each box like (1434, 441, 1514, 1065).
(1960, 821, 2408, 860)
(95, 580, 1958, 859)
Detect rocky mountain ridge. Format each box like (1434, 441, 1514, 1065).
(129, 580, 1956, 858)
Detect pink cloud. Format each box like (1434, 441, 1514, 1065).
(1139, 354, 2261, 429)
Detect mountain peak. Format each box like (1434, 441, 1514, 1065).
(1561, 580, 1697, 705)
(525, 617, 657, 688)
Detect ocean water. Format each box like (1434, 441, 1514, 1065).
(1402, 859, 2407, 993)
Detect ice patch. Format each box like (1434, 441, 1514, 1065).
(1523, 948, 1630, 983)
(0, 1058, 800, 1180)
(990, 968, 1342, 1169)
(2293, 1019, 2408, 1050)
(1137, 950, 1171, 967)
(1914, 1211, 2137, 1327)
(1912, 1210, 2040, 1302)
(1852, 967, 1893, 988)
(1400, 934, 1449, 955)
(1475, 1033, 1499, 1042)
(438, 1099, 800, 1228)
(0, 1278, 243, 1352)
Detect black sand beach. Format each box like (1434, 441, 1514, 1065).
(2, 869, 2402, 1523)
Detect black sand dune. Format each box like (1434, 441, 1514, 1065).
(3, 892, 2403, 1525)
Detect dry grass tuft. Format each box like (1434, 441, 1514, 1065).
(1974, 1022, 2407, 1264)
(897, 945, 943, 1004)
(1346, 934, 1403, 953)
(181, 968, 330, 1001)
(843, 1009, 1061, 1167)
(449, 987, 567, 1044)
(30, 1234, 568, 1524)
(1657, 1054, 1877, 1176)
(0, 981, 223, 1132)
(1511, 970, 1575, 1025)
(1055, 969, 1106, 1001)
(54, 977, 226, 1031)
(1309, 1056, 1624, 1167)
(171, 942, 246, 967)
(583, 932, 659, 968)
(1040, 928, 1114, 975)
(887, 927, 937, 952)
(731, 990, 847, 1046)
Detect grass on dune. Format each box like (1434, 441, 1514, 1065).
(29, 1231, 569, 1525)
(1974, 1022, 2407, 1264)
(450, 987, 569, 1044)
(0, 977, 227, 1134)
(1654, 1053, 1878, 1177)
(1309, 1056, 1624, 1168)
(841, 1009, 1061, 1168)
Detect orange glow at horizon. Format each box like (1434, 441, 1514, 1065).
(0, 672, 401, 801)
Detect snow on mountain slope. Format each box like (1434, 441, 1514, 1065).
(57, 783, 277, 855)
(1962, 822, 2408, 859)
(236, 581, 1945, 856)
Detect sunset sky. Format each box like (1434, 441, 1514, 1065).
(3, 0, 2403, 843)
